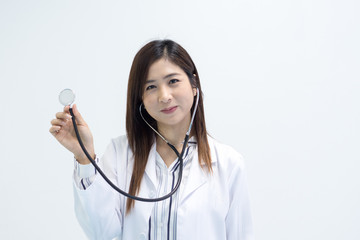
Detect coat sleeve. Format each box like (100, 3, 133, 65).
(225, 154, 254, 240)
(73, 139, 125, 240)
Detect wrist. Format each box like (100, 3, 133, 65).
(75, 153, 96, 165)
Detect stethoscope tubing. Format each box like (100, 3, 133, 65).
(70, 88, 199, 202)
(69, 108, 189, 202)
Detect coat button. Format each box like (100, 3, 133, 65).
(139, 233, 146, 240)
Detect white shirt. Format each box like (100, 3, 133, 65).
(73, 135, 254, 240)
(149, 143, 194, 240)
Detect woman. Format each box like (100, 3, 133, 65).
(50, 39, 254, 240)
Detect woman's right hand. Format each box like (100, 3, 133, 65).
(49, 104, 95, 165)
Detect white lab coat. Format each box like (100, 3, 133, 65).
(73, 135, 254, 240)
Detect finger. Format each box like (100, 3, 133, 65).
(63, 105, 71, 114)
(55, 111, 72, 120)
(49, 125, 61, 135)
(50, 118, 67, 127)
(71, 104, 86, 125)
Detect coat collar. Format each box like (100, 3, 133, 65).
(143, 136, 218, 203)
(144, 136, 199, 187)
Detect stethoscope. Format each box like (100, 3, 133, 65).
(58, 88, 200, 202)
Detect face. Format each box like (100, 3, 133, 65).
(142, 58, 196, 132)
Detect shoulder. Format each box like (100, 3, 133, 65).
(208, 136, 246, 173)
(111, 135, 129, 147)
(104, 135, 132, 157)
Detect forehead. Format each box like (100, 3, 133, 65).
(147, 58, 186, 80)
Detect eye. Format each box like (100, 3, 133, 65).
(145, 85, 156, 91)
(169, 79, 179, 84)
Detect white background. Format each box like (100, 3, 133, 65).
(1, 0, 359, 239)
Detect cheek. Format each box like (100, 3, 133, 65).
(142, 96, 156, 112)
(184, 92, 195, 108)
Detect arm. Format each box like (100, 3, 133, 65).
(50, 105, 123, 238)
(73, 157, 98, 190)
(73, 140, 124, 240)
(225, 156, 254, 240)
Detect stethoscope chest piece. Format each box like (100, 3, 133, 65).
(59, 88, 75, 106)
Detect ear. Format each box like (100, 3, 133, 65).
(192, 74, 198, 96)
(192, 87, 197, 96)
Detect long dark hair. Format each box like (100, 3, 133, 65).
(126, 39, 211, 213)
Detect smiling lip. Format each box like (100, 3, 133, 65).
(161, 106, 177, 114)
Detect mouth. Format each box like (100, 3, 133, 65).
(161, 106, 178, 114)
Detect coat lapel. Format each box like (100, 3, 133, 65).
(180, 156, 206, 203)
(180, 141, 217, 203)
(142, 137, 217, 204)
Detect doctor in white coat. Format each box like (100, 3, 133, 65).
(50, 39, 254, 240)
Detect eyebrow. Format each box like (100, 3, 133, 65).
(146, 73, 181, 83)
(164, 73, 180, 79)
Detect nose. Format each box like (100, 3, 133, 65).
(158, 86, 172, 103)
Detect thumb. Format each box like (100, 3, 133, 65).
(71, 104, 86, 125)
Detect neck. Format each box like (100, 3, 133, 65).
(157, 118, 190, 148)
